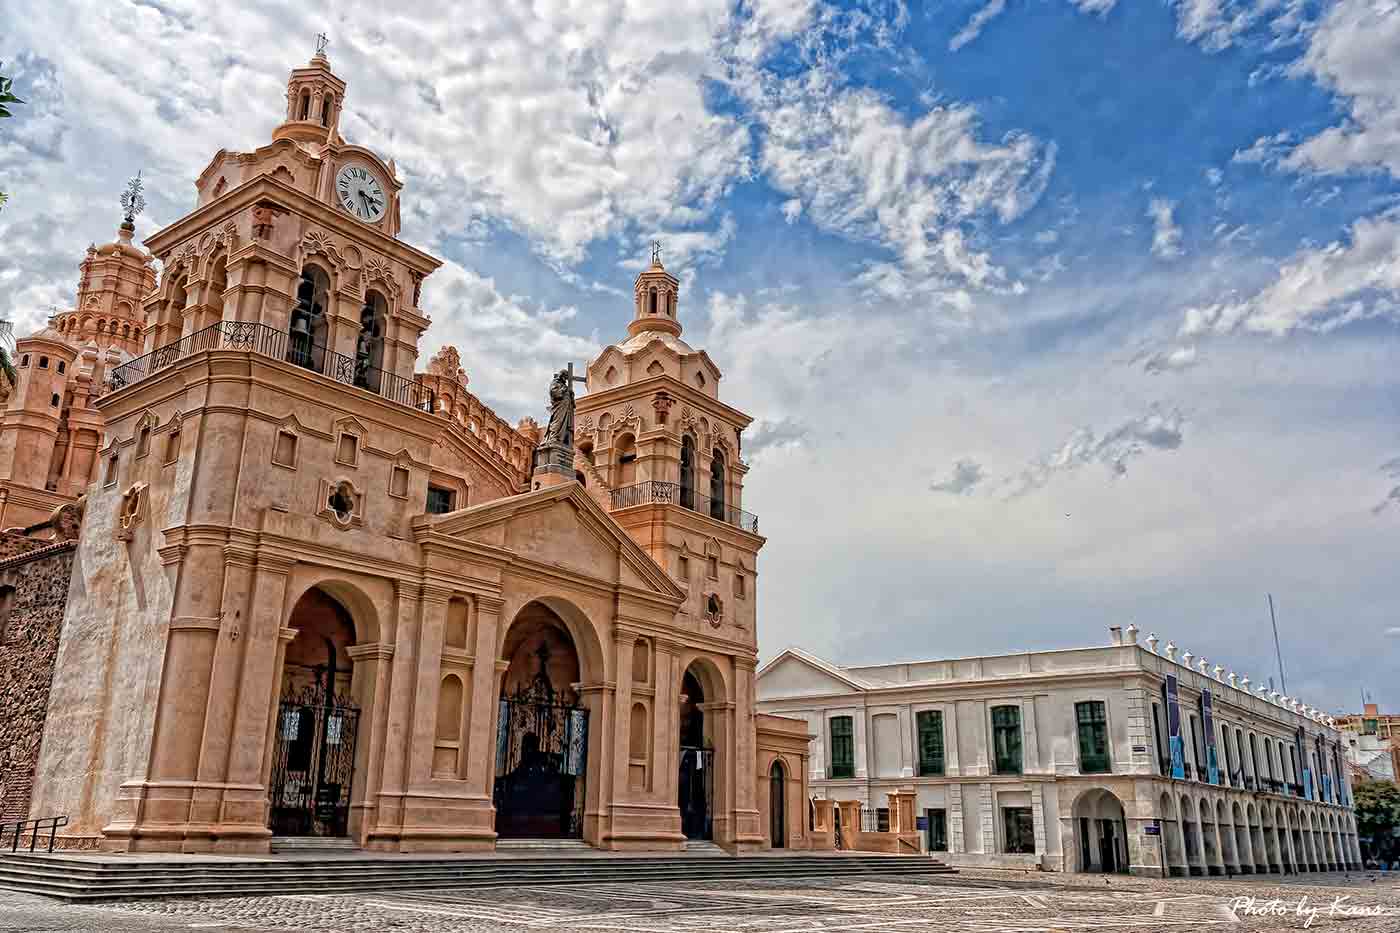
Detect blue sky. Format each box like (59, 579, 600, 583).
(2, 0, 1398, 715)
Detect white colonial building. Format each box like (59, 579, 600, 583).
(756, 627, 1362, 876)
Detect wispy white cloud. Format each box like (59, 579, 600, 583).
(1002, 406, 1186, 497)
(1179, 210, 1400, 337)
(1140, 344, 1199, 374)
(950, 0, 1116, 52)
(1284, 0, 1400, 178)
(1148, 197, 1184, 259)
(950, 0, 1008, 51)
(930, 458, 986, 495)
(1373, 456, 1400, 515)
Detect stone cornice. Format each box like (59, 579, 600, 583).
(170, 616, 222, 632)
(577, 373, 751, 430)
(145, 174, 443, 276)
(347, 643, 396, 661)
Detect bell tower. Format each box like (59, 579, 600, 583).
(272, 35, 346, 147)
(575, 247, 762, 644)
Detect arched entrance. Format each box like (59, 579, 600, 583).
(493, 601, 589, 839)
(1073, 789, 1128, 873)
(769, 760, 787, 849)
(269, 587, 361, 838)
(678, 665, 714, 840)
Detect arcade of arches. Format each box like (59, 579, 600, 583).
(1060, 783, 1361, 876)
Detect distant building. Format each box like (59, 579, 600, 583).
(757, 627, 1361, 876)
(1339, 704, 1399, 782)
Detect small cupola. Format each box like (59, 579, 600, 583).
(272, 36, 347, 146)
(629, 243, 682, 339)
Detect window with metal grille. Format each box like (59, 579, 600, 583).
(916, 710, 945, 776)
(1076, 701, 1110, 774)
(991, 705, 1022, 775)
(829, 716, 854, 779)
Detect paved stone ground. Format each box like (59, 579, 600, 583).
(1, 870, 1398, 931)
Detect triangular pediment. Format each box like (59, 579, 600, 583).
(756, 648, 867, 700)
(414, 483, 684, 601)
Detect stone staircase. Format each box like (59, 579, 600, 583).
(269, 836, 359, 854)
(0, 850, 954, 902)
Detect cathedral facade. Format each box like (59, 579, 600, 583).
(2, 50, 813, 854)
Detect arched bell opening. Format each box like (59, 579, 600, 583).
(288, 263, 331, 372)
(493, 601, 591, 840)
(353, 289, 388, 394)
(679, 434, 696, 510)
(270, 586, 362, 839)
(709, 448, 726, 520)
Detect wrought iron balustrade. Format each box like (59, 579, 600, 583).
(108, 320, 434, 412)
(0, 815, 68, 853)
(608, 480, 759, 534)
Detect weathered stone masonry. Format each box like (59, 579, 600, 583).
(0, 537, 77, 823)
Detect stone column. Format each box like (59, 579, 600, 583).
(369, 580, 422, 842)
(652, 640, 680, 811)
(346, 641, 394, 843)
(219, 553, 294, 845)
(731, 655, 763, 850)
(1239, 812, 1255, 873)
(463, 597, 504, 796)
(836, 799, 859, 850)
(610, 629, 635, 808)
(406, 585, 451, 788)
(188, 543, 258, 833)
(578, 682, 615, 847)
(812, 798, 835, 850)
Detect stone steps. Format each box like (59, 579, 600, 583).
(0, 851, 954, 902)
(269, 836, 360, 853)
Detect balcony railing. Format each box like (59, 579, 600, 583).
(108, 321, 434, 412)
(609, 480, 759, 534)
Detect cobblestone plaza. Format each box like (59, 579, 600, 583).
(2, 870, 1400, 932)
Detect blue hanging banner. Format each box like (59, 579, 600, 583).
(1166, 674, 1185, 780)
(1297, 726, 1313, 800)
(1202, 689, 1220, 785)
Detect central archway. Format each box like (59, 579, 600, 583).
(678, 667, 712, 840)
(1072, 789, 1128, 873)
(270, 587, 361, 838)
(493, 601, 589, 839)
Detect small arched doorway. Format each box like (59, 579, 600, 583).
(678, 666, 713, 840)
(1073, 789, 1128, 873)
(769, 760, 787, 849)
(494, 601, 589, 839)
(270, 587, 361, 838)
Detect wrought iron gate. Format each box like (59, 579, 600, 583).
(268, 684, 360, 837)
(493, 661, 589, 839)
(679, 745, 714, 840)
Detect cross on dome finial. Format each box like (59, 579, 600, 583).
(315, 33, 329, 57)
(120, 171, 146, 227)
(651, 240, 662, 266)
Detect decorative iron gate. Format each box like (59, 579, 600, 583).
(268, 684, 360, 837)
(493, 651, 589, 839)
(679, 745, 714, 840)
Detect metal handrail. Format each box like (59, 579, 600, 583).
(0, 816, 68, 853)
(609, 480, 759, 534)
(108, 321, 435, 413)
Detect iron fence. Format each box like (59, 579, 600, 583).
(0, 816, 68, 853)
(108, 320, 434, 412)
(609, 480, 759, 534)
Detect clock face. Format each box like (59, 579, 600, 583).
(336, 164, 386, 223)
